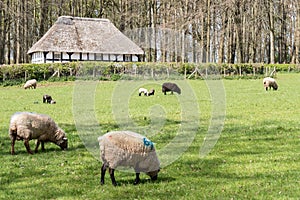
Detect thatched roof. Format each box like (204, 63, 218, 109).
(28, 16, 144, 55)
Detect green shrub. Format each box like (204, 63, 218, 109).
(1, 62, 299, 86)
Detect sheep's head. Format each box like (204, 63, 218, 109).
(55, 129, 68, 150)
(272, 83, 278, 90)
(174, 86, 181, 94)
(58, 137, 68, 150)
(146, 169, 160, 181)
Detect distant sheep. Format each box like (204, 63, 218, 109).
(162, 82, 181, 95)
(98, 131, 160, 186)
(9, 112, 68, 155)
(138, 88, 155, 96)
(138, 88, 148, 96)
(263, 77, 278, 91)
(24, 79, 37, 89)
(43, 95, 56, 104)
(147, 89, 155, 96)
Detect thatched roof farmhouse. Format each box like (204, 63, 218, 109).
(28, 16, 144, 63)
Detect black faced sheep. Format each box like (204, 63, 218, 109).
(98, 131, 160, 186)
(138, 88, 148, 96)
(24, 79, 37, 89)
(147, 89, 155, 96)
(263, 77, 278, 91)
(9, 112, 68, 155)
(162, 82, 181, 95)
(43, 95, 56, 104)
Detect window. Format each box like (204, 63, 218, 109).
(54, 53, 60, 60)
(95, 53, 102, 61)
(125, 55, 131, 62)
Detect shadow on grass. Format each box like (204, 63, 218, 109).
(100, 172, 176, 187)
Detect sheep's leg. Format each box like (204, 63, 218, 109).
(24, 139, 33, 154)
(41, 142, 45, 151)
(35, 140, 40, 153)
(109, 168, 117, 186)
(100, 164, 107, 185)
(34, 140, 44, 153)
(11, 136, 16, 155)
(133, 173, 141, 185)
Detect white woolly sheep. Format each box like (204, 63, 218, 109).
(9, 112, 68, 155)
(138, 88, 148, 96)
(263, 77, 278, 91)
(98, 131, 160, 186)
(138, 88, 155, 96)
(24, 79, 37, 89)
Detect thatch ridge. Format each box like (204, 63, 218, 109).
(28, 16, 144, 55)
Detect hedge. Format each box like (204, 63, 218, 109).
(0, 62, 299, 85)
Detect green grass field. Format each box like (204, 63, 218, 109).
(0, 73, 299, 199)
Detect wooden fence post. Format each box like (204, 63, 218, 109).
(93, 68, 96, 77)
(69, 68, 73, 76)
(167, 67, 169, 78)
(151, 68, 154, 78)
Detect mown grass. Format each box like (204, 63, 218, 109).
(0, 73, 299, 199)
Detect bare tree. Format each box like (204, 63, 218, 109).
(0, 0, 299, 64)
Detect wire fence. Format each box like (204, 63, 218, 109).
(0, 62, 299, 85)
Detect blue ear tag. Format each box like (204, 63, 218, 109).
(143, 138, 154, 150)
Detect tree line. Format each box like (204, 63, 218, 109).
(0, 0, 299, 65)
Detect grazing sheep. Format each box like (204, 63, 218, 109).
(9, 112, 68, 155)
(162, 82, 181, 95)
(138, 88, 148, 96)
(98, 131, 160, 186)
(24, 79, 37, 89)
(263, 77, 278, 91)
(147, 89, 155, 96)
(139, 88, 155, 96)
(43, 95, 56, 104)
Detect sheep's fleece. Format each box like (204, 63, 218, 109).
(98, 131, 160, 173)
(24, 79, 37, 89)
(263, 77, 278, 90)
(9, 112, 67, 154)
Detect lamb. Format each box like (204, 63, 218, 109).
(138, 88, 148, 96)
(98, 131, 160, 186)
(9, 112, 68, 155)
(162, 82, 181, 95)
(138, 88, 155, 96)
(43, 94, 56, 104)
(24, 79, 37, 89)
(147, 89, 155, 96)
(263, 77, 278, 91)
